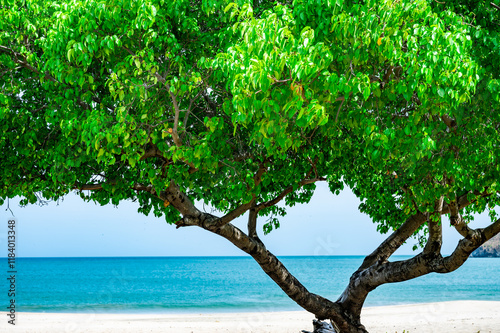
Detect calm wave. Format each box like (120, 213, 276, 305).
(4, 256, 499, 313)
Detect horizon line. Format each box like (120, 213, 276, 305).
(3, 254, 423, 259)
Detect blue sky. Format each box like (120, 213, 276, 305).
(0, 183, 492, 257)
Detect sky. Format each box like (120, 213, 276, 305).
(0, 183, 493, 257)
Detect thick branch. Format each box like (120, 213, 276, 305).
(423, 197, 443, 255)
(137, 179, 354, 328)
(360, 189, 493, 272)
(359, 212, 427, 270)
(446, 191, 493, 237)
(483, 217, 500, 240)
(361, 187, 489, 272)
(442, 216, 500, 269)
(448, 200, 474, 238)
(161, 181, 203, 222)
(451, 214, 474, 238)
(247, 206, 259, 240)
(350, 189, 497, 313)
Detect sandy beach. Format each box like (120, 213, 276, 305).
(2, 301, 499, 333)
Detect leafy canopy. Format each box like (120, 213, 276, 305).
(1, 0, 500, 236)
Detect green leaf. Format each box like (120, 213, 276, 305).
(404, 126, 410, 136)
(437, 88, 445, 98)
(363, 87, 370, 101)
(224, 3, 236, 13)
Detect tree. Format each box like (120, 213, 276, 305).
(1, 0, 500, 331)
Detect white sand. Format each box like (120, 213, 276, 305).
(1, 301, 499, 333)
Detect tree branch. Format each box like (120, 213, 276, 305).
(440, 217, 500, 272)
(164, 82, 183, 147)
(441, 114, 458, 131)
(214, 200, 255, 227)
(139, 145, 163, 161)
(352, 217, 500, 298)
(75, 182, 153, 192)
(449, 201, 475, 238)
(335, 97, 345, 123)
(359, 212, 427, 270)
(247, 205, 260, 240)
(146, 180, 353, 328)
(121, 46, 184, 148)
(254, 177, 326, 212)
(253, 160, 268, 187)
(160, 180, 204, 223)
(484, 216, 500, 240)
(209, 176, 326, 229)
(360, 189, 493, 271)
(0, 45, 57, 83)
(442, 189, 491, 214)
(423, 196, 443, 255)
(75, 183, 107, 191)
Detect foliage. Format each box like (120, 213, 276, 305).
(1, 0, 500, 238)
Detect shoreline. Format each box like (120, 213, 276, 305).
(2, 300, 499, 332)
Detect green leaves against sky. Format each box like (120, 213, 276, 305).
(1, 0, 499, 235)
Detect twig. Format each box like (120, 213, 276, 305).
(335, 97, 345, 123)
(5, 198, 15, 217)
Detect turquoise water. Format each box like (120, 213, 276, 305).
(3, 256, 499, 313)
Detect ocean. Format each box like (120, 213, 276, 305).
(4, 256, 499, 313)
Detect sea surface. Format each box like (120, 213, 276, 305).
(3, 256, 499, 313)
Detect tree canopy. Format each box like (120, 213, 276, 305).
(2, 0, 500, 331)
